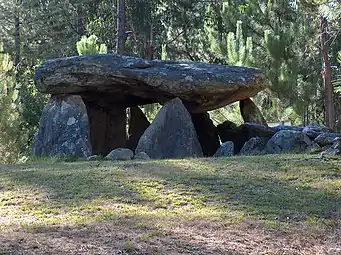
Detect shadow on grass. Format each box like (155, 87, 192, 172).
(1, 155, 340, 225)
(1, 155, 341, 254)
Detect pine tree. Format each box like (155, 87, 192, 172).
(0, 43, 25, 163)
(76, 35, 107, 55)
(226, 20, 253, 66)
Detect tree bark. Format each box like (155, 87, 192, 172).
(116, 0, 125, 54)
(14, 8, 20, 68)
(144, 25, 155, 60)
(320, 16, 335, 129)
(76, 6, 86, 38)
(14, 0, 22, 84)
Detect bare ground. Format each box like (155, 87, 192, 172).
(1, 219, 340, 255)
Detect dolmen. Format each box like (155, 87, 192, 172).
(32, 54, 269, 159)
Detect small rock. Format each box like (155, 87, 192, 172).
(325, 138, 341, 155)
(133, 152, 150, 160)
(105, 148, 134, 161)
(265, 130, 313, 154)
(307, 141, 322, 153)
(322, 147, 341, 155)
(214, 141, 234, 157)
(302, 121, 332, 139)
(273, 125, 303, 132)
(314, 133, 341, 146)
(87, 155, 102, 161)
(332, 137, 341, 143)
(239, 137, 268, 155)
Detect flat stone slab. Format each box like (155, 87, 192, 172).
(34, 54, 266, 113)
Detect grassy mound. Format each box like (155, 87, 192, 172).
(0, 155, 340, 254)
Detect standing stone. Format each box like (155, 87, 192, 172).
(265, 130, 313, 154)
(84, 100, 127, 155)
(216, 120, 238, 138)
(239, 98, 267, 125)
(190, 112, 220, 156)
(135, 98, 203, 159)
(214, 141, 234, 157)
(32, 95, 91, 157)
(128, 106, 150, 151)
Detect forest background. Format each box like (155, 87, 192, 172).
(0, 0, 341, 163)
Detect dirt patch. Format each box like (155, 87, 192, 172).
(1, 220, 340, 255)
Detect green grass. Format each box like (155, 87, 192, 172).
(0, 154, 340, 254)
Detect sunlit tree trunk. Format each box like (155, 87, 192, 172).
(320, 16, 335, 129)
(116, 0, 125, 54)
(144, 25, 155, 60)
(14, 1, 21, 68)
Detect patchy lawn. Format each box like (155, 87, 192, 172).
(0, 154, 340, 254)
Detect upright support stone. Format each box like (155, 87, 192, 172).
(32, 95, 91, 157)
(84, 101, 127, 155)
(191, 112, 220, 156)
(239, 98, 267, 125)
(217, 122, 275, 153)
(136, 98, 203, 159)
(127, 106, 150, 151)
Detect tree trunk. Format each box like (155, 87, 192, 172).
(14, 9, 20, 68)
(116, 0, 125, 54)
(76, 6, 86, 38)
(320, 16, 335, 129)
(14, 1, 22, 84)
(144, 25, 155, 60)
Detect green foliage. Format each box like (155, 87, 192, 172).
(227, 21, 253, 66)
(209, 102, 243, 126)
(161, 44, 168, 61)
(76, 35, 107, 55)
(207, 18, 253, 66)
(263, 29, 298, 98)
(17, 67, 47, 146)
(253, 91, 302, 125)
(332, 51, 341, 90)
(141, 104, 162, 122)
(0, 47, 26, 163)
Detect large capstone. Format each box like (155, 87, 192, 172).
(135, 98, 203, 159)
(34, 54, 266, 113)
(32, 95, 91, 157)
